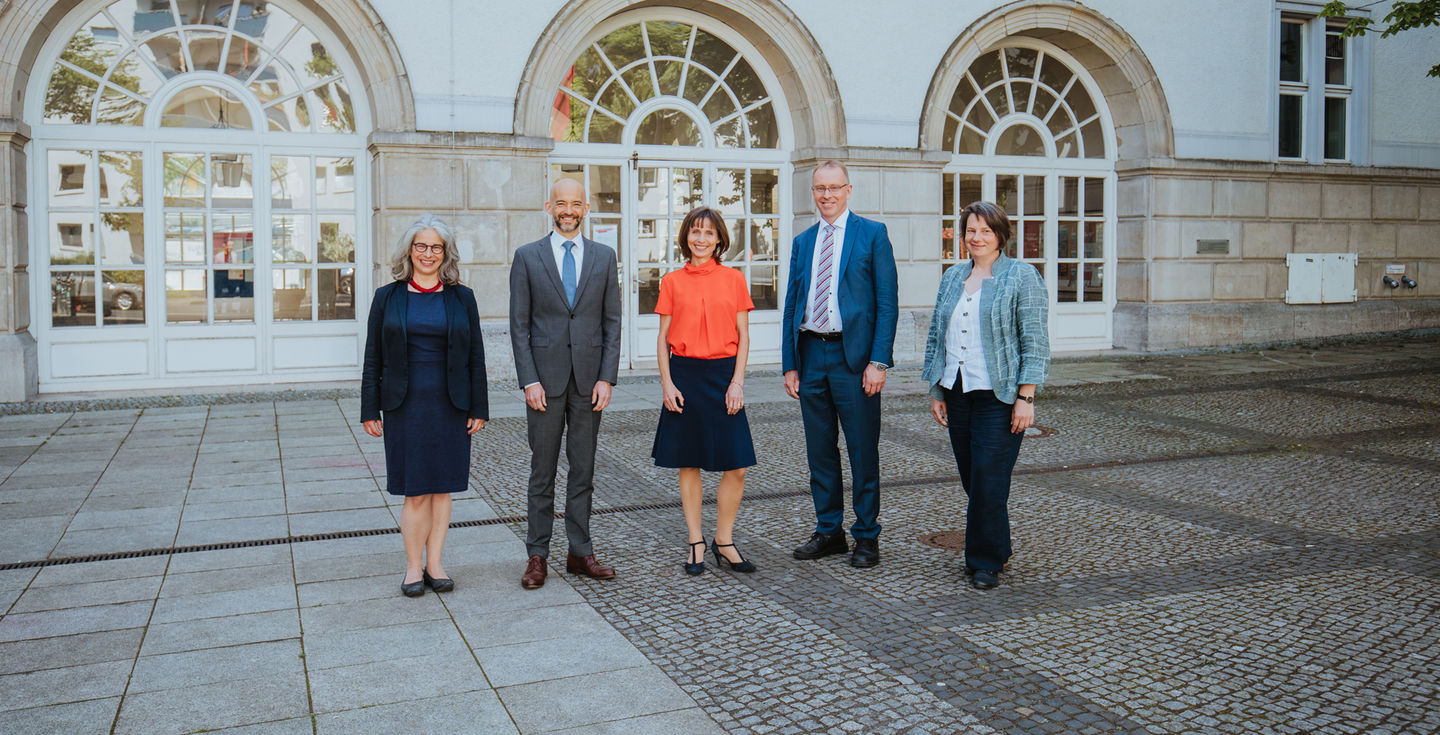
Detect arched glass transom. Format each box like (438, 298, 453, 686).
(551, 21, 780, 148)
(44, 0, 355, 133)
(942, 47, 1106, 159)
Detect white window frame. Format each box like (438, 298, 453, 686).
(940, 39, 1118, 352)
(25, 0, 372, 392)
(1272, 3, 1370, 165)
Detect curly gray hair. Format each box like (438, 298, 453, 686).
(390, 214, 461, 285)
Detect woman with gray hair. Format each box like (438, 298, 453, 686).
(361, 215, 488, 597)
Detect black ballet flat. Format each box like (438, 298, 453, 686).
(684, 539, 707, 576)
(423, 571, 454, 593)
(711, 541, 756, 573)
(401, 576, 426, 597)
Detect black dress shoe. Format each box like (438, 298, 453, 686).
(400, 576, 426, 597)
(850, 538, 880, 568)
(793, 532, 848, 560)
(423, 571, 454, 593)
(971, 569, 999, 589)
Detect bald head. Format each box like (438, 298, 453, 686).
(545, 177, 590, 238)
(550, 177, 586, 201)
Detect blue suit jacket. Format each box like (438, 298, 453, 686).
(781, 212, 899, 374)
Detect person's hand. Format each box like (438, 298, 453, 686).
(524, 384, 547, 412)
(783, 370, 799, 399)
(862, 364, 887, 396)
(362, 419, 383, 437)
(1011, 399, 1035, 434)
(725, 382, 744, 415)
(930, 398, 947, 428)
(662, 379, 685, 413)
(591, 381, 612, 412)
(467, 418, 486, 435)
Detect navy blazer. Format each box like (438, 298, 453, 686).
(360, 280, 489, 422)
(781, 212, 899, 374)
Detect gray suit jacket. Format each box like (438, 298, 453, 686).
(509, 235, 622, 396)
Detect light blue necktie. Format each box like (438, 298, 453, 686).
(562, 240, 577, 307)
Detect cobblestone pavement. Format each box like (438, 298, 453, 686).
(0, 332, 1437, 733)
(469, 335, 1440, 735)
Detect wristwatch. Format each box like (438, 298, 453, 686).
(869, 361, 889, 371)
(1018, 394, 1035, 404)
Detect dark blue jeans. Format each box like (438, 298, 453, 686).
(944, 388, 1023, 571)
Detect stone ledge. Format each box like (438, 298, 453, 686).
(1115, 299, 1440, 351)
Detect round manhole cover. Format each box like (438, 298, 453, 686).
(919, 530, 965, 552)
(1025, 424, 1057, 438)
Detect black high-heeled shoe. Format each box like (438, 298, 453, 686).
(684, 538, 707, 576)
(711, 540, 756, 573)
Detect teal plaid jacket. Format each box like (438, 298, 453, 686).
(921, 254, 1050, 404)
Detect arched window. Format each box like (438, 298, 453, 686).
(939, 43, 1116, 351)
(32, 0, 367, 390)
(552, 21, 780, 149)
(940, 46, 1106, 159)
(548, 15, 790, 369)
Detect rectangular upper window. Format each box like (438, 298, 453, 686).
(1277, 10, 1358, 163)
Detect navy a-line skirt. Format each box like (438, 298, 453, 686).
(382, 358, 470, 496)
(652, 354, 757, 472)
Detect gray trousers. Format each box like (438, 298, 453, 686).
(524, 376, 601, 558)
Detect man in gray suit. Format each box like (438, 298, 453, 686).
(510, 177, 622, 589)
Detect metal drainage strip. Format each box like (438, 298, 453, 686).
(0, 493, 813, 572)
(0, 447, 1257, 572)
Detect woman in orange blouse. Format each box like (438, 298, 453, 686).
(653, 206, 758, 575)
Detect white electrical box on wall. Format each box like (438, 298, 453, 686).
(1285, 253, 1358, 304)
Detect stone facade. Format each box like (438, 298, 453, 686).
(0, 121, 34, 400)
(0, 0, 1437, 399)
(1115, 161, 1440, 351)
(368, 132, 554, 385)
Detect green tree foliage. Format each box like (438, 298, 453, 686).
(1321, 0, 1440, 77)
(46, 32, 145, 124)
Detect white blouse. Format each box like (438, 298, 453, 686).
(939, 283, 992, 393)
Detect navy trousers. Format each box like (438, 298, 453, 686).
(944, 387, 1024, 572)
(798, 334, 882, 539)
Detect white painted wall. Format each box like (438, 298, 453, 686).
(1370, 17, 1440, 167)
(367, 0, 1438, 166)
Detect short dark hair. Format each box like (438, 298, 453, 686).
(960, 200, 1012, 250)
(676, 206, 731, 261)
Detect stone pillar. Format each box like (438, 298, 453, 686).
(791, 148, 949, 366)
(0, 119, 36, 401)
(368, 131, 554, 386)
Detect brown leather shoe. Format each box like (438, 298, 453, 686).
(565, 553, 616, 580)
(521, 555, 547, 589)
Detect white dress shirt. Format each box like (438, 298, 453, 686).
(549, 230, 583, 276)
(801, 210, 849, 332)
(940, 283, 992, 392)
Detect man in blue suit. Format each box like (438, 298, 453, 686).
(782, 160, 898, 568)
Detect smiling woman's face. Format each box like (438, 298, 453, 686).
(410, 228, 444, 278)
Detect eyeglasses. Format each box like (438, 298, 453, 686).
(411, 243, 445, 255)
(811, 185, 850, 195)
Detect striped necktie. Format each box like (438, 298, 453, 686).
(811, 224, 835, 329)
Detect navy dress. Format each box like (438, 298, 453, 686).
(382, 291, 469, 495)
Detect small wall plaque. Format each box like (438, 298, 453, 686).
(1386, 263, 1407, 275)
(1196, 239, 1230, 255)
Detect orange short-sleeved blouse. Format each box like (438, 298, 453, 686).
(654, 259, 754, 359)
